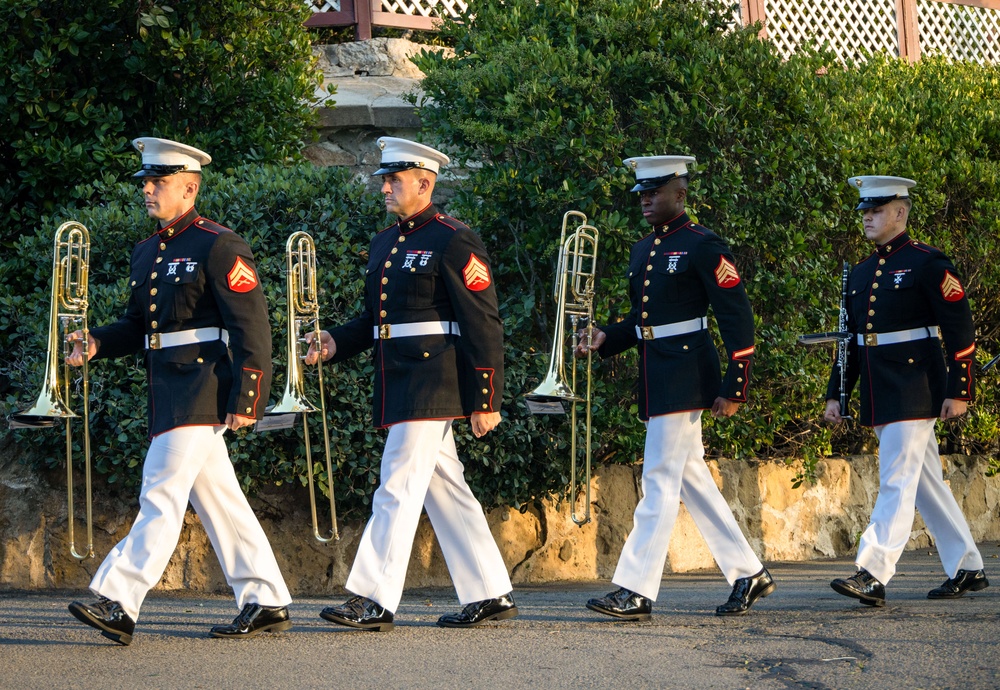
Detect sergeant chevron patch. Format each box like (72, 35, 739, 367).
(714, 257, 741, 288)
(227, 256, 258, 293)
(940, 270, 965, 302)
(463, 254, 491, 291)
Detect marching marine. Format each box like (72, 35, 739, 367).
(307, 137, 518, 631)
(577, 155, 775, 618)
(824, 175, 988, 606)
(66, 137, 293, 644)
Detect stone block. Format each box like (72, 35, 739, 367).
(302, 141, 357, 168)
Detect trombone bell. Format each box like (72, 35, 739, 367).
(8, 390, 77, 428)
(266, 386, 318, 416)
(525, 373, 578, 405)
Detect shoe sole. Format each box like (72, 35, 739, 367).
(585, 603, 652, 621)
(68, 604, 133, 646)
(209, 620, 293, 638)
(715, 581, 778, 616)
(319, 610, 394, 632)
(927, 579, 990, 599)
(830, 581, 885, 607)
(436, 606, 520, 628)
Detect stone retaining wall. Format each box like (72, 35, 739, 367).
(2, 442, 997, 594)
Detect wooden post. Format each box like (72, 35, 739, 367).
(741, 0, 768, 38)
(356, 0, 373, 40)
(896, 0, 921, 61)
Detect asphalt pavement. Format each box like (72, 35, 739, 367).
(1, 544, 999, 689)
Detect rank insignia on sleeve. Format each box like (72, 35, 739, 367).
(714, 257, 741, 288)
(940, 270, 965, 302)
(463, 253, 491, 291)
(227, 256, 259, 293)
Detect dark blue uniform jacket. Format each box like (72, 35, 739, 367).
(329, 204, 504, 428)
(827, 231, 975, 427)
(90, 207, 273, 437)
(599, 212, 755, 420)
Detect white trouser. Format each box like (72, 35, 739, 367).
(345, 420, 512, 613)
(856, 419, 983, 585)
(89, 426, 292, 621)
(613, 411, 763, 600)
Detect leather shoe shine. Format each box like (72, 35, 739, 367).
(831, 569, 886, 607)
(210, 603, 292, 638)
(68, 597, 136, 646)
(928, 569, 989, 599)
(437, 593, 519, 628)
(320, 596, 394, 632)
(716, 568, 776, 616)
(586, 587, 652, 621)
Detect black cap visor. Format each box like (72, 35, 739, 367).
(855, 195, 903, 210)
(630, 172, 688, 193)
(132, 164, 189, 179)
(373, 161, 436, 177)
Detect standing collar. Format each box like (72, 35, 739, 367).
(875, 231, 909, 257)
(654, 211, 691, 236)
(158, 207, 199, 240)
(397, 203, 438, 234)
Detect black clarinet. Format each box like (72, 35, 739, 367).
(835, 261, 852, 419)
(797, 260, 853, 419)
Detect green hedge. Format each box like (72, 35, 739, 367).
(0, 0, 320, 228)
(412, 0, 1000, 484)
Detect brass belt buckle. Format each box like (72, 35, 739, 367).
(640, 326, 654, 340)
(379, 324, 391, 340)
(865, 333, 878, 347)
(148, 333, 161, 350)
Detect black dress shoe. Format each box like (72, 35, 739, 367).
(209, 603, 292, 638)
(716, 568, 776, 616)
(320, 596, 394, 632)
(436, 593, 519, 628)
(68, 597, 136, 646)
(586, 587, 652, 621)
(831, 569, 886, 607)
(928, 569, 990, 599)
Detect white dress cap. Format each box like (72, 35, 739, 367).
(132, 137, 212, 178)
(623, 155, 696, 192)
(374, 136, 450, 176)
(849, 175, 916, 209)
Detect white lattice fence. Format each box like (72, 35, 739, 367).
(917, 0, 1000, 62)
(308, 0, 340, 12)
(759, 0, 900, 60)
(379, 0, 467, 17)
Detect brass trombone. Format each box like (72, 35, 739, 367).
(9, 221, 94, 559)
(525, 211, 599, 526)
(262, 231, 339, 542)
